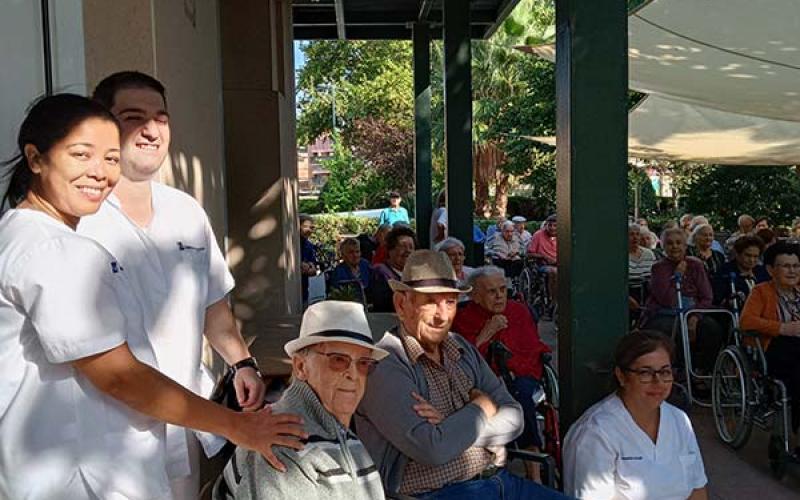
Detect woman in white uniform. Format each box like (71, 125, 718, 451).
(563, 330, 708, 500)
(0, 95, 305, 500)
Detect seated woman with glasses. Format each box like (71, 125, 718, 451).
(216, 301, 388, 499)
(740, 241, 800, 446)
(563, 330, 708, 500)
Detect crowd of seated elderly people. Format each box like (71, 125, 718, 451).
(246, 211, 800, 499)
(219, 242, 717, 499)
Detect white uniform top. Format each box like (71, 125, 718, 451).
(78, 182, 235, 477)
(0, 209, 170, 500)
(563, 394, 707, 500)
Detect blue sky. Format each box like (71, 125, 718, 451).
(294, 41, 306, 75)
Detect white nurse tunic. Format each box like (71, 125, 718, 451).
(563, 393, 707, 500)
(78, 181, 235, 477)
(0, 209, 170, 500)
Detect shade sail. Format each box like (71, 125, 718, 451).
(519, 0, 800, 164)
(529, 95, 800, 165)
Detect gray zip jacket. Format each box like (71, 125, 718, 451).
(354, 329, 524, 495)
(215, 381, 385, 500)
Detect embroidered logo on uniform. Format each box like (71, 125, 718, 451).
(110, 261, 124, 273)
(177, 241, 206, 251)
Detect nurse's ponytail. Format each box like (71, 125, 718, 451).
(1, 94, 118, 210)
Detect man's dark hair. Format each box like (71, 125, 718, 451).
(92, 71, 167, 110)
(763, 241, 800, 267)
(385, 226, 417, 251)
(299, 213, 313, 225)
(732, 235, 764, 255)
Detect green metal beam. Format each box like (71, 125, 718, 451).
(442, 0, 474, 260)
(555, 0, 629, 429)
(413, 22, 433, 249)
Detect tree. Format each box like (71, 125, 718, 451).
(679, 166, 800, 230)
(318, 139, 392, 213)
(296, 41, 413, 145)
(348, 117, 414, 195)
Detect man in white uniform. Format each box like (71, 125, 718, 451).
(79, 71, 268, 498)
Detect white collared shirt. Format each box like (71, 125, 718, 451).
(563, 393, 707, 500)
(0, 209, 170, 500)
(78, 181, 235, 477)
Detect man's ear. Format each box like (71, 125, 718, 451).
(292, 354, 309, 381)
(23, 144, 43, 174)
(392, 291, 406, 319)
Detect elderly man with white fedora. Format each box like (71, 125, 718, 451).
(215, 301, 388, 500)
(511, 216, 532, 248)
(355, 250, 569, 500)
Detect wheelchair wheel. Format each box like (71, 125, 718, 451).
(712, 346, 754, 449)
(518, 267, 533, 307)
(542, 363, 559, 411)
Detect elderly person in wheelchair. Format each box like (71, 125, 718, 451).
(643, 227, 726, 382)
(355, 251, 568, 499)
(215, 301, 388, 499)
(740, 241, 800, 445)
(451, 266, 552, 477)
(486, 221, 524, 278)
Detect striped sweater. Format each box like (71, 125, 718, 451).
(215, 381, 385, 500)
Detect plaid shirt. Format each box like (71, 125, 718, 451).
(398, 331, 493, 495)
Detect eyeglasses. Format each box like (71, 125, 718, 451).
(311, 349, 379, 376)
(623, 366, 675, 383)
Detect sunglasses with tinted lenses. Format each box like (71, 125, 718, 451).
(311, 349, 379, 376)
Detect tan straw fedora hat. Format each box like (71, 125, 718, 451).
(388, 249, 472, 294)
(285, 301, 389, 360)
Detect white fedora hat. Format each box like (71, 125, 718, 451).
(284, 301, 389, 360)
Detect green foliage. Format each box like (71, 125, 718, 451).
(296, 41, 413, 145)
(680, 166, 800, 230)
(298, 197, 321, 214)
(312, 214, 379, 250)
(628, 165, 658, 217)
(317, 140, 394, 212)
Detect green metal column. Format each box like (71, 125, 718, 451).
(555, 0, 628, 429)
(413, 22, 433, 249)
(442, 0, 474, 261)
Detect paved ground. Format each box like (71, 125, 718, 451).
(538, 319, 800, 499)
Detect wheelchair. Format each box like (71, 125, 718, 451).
(517, 256, 555, 322)
(710, 276, 797, 478)
(660, 273, 738, 409)
(487, 340, 562, 489)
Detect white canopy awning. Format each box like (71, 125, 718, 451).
(529, 95, 800, 165)
(519, 0, 800, 165)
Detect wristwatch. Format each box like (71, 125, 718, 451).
(230, 356, 262, 378)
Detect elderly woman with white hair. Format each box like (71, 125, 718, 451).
(687, 223, 725, 276)
(216, 301, 388, 500)
(435, 237, 474, 289)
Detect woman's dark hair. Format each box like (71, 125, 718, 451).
(733, 234, 764, 255)
(756, 228, 776, 246)
(613, 330, 675, 388)
(385, 225, 418, 251)
(92, 71, 167, 110)
(763, 241, 800, 267)
(2, 94, 119, 208)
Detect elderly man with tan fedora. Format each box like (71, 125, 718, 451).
(355, 250, 569, 500)
(216, 301, 387, 500)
